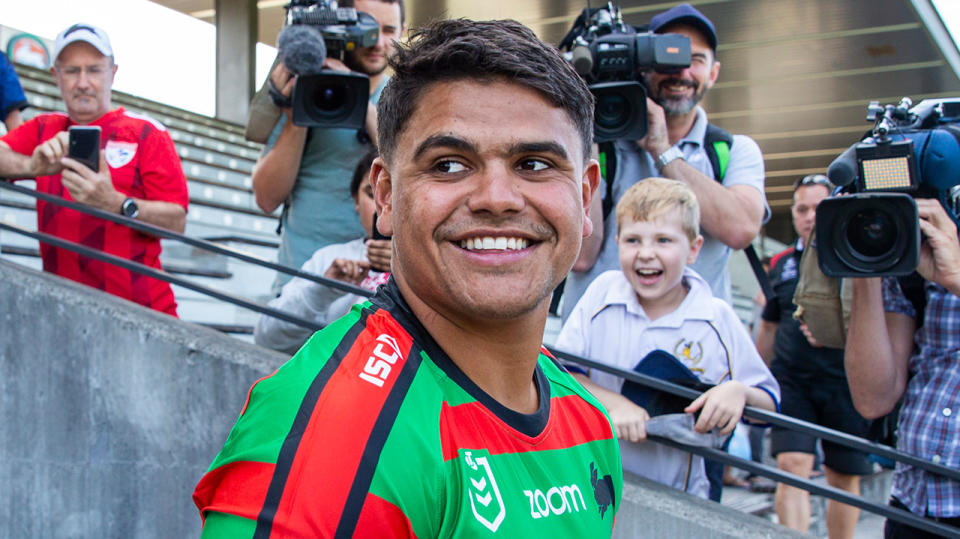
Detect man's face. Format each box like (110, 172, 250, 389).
(372, 79, 599, 322)
(792, 184, 830, 245)
(345, 0, 403, 76)
(643, 23, 720, 117)
(52, 42, 116, 124)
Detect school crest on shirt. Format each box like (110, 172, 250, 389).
(674, 338, 704, 372)
(105, 141, 138, 168)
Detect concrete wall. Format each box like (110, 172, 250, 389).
(0, 258, 801, 538)
(615, 473, 805, 538)
(0, 259, 287, 538)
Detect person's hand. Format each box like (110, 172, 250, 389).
(29, 131, 68, 177)
(799, 322, 822, 348)
(324, 258, 371, 286)
(606, 395, 650, 443)
(685, 381, 746, 435)
(916, 198, 960, 293)
(270, 62, 296, 101)
(637, 97, 671, 159)
(365, 239, 392, 273)
(322, 58, 351, 74)
(60, 151, 123, 212)
(270, 62, 297, 120)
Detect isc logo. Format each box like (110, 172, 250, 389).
(358, 334, 404, 387)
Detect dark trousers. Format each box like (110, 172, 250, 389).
(705, 434, 734, 502)
(885, 497, 960, 538)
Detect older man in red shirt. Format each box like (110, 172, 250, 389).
(0, 23, 188, 316)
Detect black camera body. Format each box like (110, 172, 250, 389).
(285, 0, 379, 61)
(559, 2, 691, 142)
(281, 0, 380, 129)
(817, 97, 960, 277)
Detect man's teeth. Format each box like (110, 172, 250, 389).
(459, 236, 529, 251)
(637, 269, 662, 276)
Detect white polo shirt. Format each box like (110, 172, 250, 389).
(556, 267, 779, 497)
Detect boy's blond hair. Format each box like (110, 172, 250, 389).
(615, 177, 700, 242)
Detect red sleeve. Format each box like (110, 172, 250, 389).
(1, 115, 44, 155)
(139, 127, 189, 210)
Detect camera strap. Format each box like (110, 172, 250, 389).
(598, 125, 775, 301)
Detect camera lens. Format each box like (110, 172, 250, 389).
(596, 93, 630, 130)
(313, 84, 348, 113)
(845, 208, 897, 259)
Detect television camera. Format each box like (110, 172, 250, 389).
(272, 0, 380, 129)
(558, 2, 691, 142)
(817, 97, 960, 277)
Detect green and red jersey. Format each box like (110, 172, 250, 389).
(194, 280, 622, 537)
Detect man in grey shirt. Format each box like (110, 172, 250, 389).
(565, 3, 768, 317)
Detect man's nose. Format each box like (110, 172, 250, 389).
(467, 164, 524, 215)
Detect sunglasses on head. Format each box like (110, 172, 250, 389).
(794, 174, 833, 191)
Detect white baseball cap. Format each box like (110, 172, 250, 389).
(53, 23, 114, 62)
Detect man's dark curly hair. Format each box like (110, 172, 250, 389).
(376, 18, 595, 165)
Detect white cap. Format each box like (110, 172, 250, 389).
(53, 23, 113, 62)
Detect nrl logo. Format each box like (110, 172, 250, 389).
(464, 450, 505, 532)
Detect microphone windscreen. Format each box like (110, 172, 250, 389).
(278, 25, 327, 76)
(827, 144, 859, 187)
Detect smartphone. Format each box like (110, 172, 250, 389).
(68, 126, 101, 172)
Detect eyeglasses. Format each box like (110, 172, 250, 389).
(794, 174, 833, 191)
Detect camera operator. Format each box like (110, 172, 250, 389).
(253, 0, 405, 295)
(565, 3, 767, 317)
(758, 175, 873, 539)
(845, 198, 960, 537)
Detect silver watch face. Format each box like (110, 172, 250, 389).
(122, 198, 139, 218)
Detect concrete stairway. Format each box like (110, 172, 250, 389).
(0, 63, 282, 338)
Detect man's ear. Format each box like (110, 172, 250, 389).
(707, 59, 721, 89)
(370, 156, 394, 236)
(581, 158, 602, 238)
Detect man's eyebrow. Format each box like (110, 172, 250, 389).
(413, 134, 476, 159)
(508, 141, 570, 162)
(692, 52, 709, 60)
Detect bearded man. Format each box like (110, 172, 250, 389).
(565, 2, 768, 314)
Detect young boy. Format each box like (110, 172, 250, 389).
(557, 177, 779, 499)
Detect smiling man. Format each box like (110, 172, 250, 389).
(0, 23, 188, 316)
(195, 18, 621, 538)
(566, 2, 769, 316)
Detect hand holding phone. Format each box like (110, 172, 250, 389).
(68, 126, 101, 172)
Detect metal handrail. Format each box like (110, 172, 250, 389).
(3, 180, 959, 534)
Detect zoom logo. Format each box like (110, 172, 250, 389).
(522, 484, 586, 519)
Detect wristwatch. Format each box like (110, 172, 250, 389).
(656, 146, 684, 171)
(121, 197, 140, 219)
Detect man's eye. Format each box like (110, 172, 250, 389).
(518, 159, 549, 172)
(435, 160, 467, 174)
